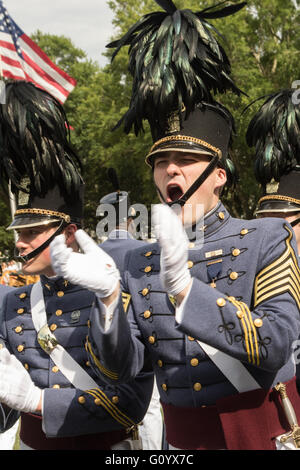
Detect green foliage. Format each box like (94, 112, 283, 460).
(0, 0, 299, 256)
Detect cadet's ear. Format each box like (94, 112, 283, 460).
(64, 224, 78, 247)
(215, 167, 227, 192)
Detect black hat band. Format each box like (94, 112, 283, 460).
(257, 195, 300, 214)
(146, 135, 221, 166)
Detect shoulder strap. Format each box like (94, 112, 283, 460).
(197, 341, 260, 393)
(30, 281, 98, 390)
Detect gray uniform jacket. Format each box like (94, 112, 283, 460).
(87, 203, 300, 447)
(0, 285, 20, 432)
(0, 276, 153, 441)
(100, 229, 146, 270)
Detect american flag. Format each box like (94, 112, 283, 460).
(0, 1, 76, 103)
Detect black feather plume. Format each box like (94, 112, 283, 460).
(107, 167, 120, 191)
(107, 0, 246, 135)
(0, 81, 82, 202)
(246, 89, 300, 184)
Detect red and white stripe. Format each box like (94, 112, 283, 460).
(0, 30, 76, 103)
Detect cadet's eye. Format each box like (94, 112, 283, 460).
(155, 158, 167, 167)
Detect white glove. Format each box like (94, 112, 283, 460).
(152, 204, 191, 296)
(50, 229, 120, 297)
(0, 348, 42, 413)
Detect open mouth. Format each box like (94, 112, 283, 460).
(166, 184, 184, 203)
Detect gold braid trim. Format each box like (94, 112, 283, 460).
(259, 195, 300, 207)
(15, 208, 71, 223)
(85, 388, 136, 428)
(86, 339, 119, 381)
(228, 297, 260, 366)
(254, 225, 300, 310)
(147, 135, 222, 158)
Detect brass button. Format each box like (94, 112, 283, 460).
(193, 383, 202, 392)
(52, 366, 59, 373)
(229, 272, 238, 280)
(53, 384, 60, 389)
(143, 310, 151, 319)
(24, 363, 29, 370)
(57, 291, 64, 297)
(19, 293, 26, 299)
(17, 308, 24, 314)
(78, 396, 85, 404)
(189, 242, 195, 249)
(240, 229, 248, 236)
(15, 326, 22, 334)
(55, 309, 63, 316)
(218, 212, 225, 220)
(161, 384, 168, 392)
(50, 324, 57, 332)
(254, 318, 263, 328)
(157, 359, 163, 368)
(148, 335, 156, 345)
(217, 298, 226, 307)
(188, 336, 195, 341)
(94, 398, 101, 406)
(112, 396, 119, 404)
(232, 248, 240, 257)
(86, 361, 91, 367)
(187, 261, 194, 269)
(17, 345, 24, 352)
(87, 320, 91, 328)
(142, 288, 149, 296)
(144, 266, 152, 273)
(236, 310, 244, 319)
(145, 251, 152, 257)
(190, 358, 199, 367)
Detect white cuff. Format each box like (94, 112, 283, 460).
(175, 279, 194, 324)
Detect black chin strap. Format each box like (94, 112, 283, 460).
(14, 221, 66, 263)
(156, 154, 220, 207)
(291, 218, 300, 228)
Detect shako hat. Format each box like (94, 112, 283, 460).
(0, 80, 83, 230)
(97, 168, 136, 222)
(246, 89, 300, 215)
(0, 80, 84, 262)
(106, 0, 246, 204)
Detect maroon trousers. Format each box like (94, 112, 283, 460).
(20, 412, 128, 450)
(162, 378, 300, 450)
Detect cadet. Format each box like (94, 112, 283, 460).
(97, 168, 146, 264)
(0, 283, 19, 449)
(97, 168, 164, 450)
(0, 81, 153, 450)
(246, 88, 300, 393)
(50, 2, 300, 450)
(246, 89, 300, 256)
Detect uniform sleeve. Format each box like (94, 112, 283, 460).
(175, 222, 300, 372)
(42, 369, 153, 438)
(87, 251, 147, 384)
(0, 293, 20, 432)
